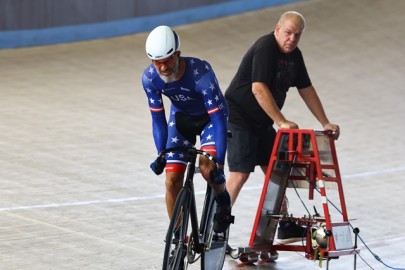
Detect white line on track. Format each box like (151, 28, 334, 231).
(1, 166, 405, 212)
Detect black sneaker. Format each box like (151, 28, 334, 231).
(213, 205, 234, 233)
(276, 221, 307, 244)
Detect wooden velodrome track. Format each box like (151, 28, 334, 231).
(1, 0, 404, 269)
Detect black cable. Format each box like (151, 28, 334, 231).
(289, 175, 311, 216)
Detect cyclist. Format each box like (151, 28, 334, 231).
(142, 25, 233, 233)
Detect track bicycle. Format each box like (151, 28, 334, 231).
(154, 147, 232, 270)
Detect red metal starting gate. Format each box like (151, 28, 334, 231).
(236, 129, 360, 269)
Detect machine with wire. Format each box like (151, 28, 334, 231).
(234, 129, 360, 269)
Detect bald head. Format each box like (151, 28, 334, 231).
(274, 11, 306, 53)
(278, 11, 306, 32)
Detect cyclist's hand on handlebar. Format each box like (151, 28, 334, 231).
(150, 156, 166, 175)
(210, 168, 226, 185)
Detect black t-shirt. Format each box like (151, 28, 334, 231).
(225, 32, 312, 129)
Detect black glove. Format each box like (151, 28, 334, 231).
(150, 156, 166, 175)
(209, 168, 225, 185)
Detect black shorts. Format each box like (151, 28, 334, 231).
(227, 122, 276, 172)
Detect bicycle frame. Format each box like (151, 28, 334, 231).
(183, 148, 211, 254)
(183, 150, 205, 253)
(161, 147, 226, 270)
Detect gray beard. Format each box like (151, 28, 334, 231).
(159, 58, 180, 83)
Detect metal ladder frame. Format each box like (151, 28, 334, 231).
(238, 129, 359, 267)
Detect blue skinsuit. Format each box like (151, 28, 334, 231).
(142, 57, 228, 167)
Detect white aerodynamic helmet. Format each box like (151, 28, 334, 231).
(145, 25, 180, 60)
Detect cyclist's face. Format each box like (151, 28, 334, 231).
(275, 19, 303, 53)
(152, 52, 180, 82)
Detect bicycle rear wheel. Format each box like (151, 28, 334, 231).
(162, 188, 190, 270)
(200, 187, 229, 270)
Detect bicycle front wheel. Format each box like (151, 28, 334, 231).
(162, 188, 190, 270)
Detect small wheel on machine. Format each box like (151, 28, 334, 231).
(247, 252, 259, 263)
(230, 249, 239, 259)
(260, 251, 271, 262)
(239, 252, 258, 264)
(239, 253, 248, 263)
(259, 250, 278, 262)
